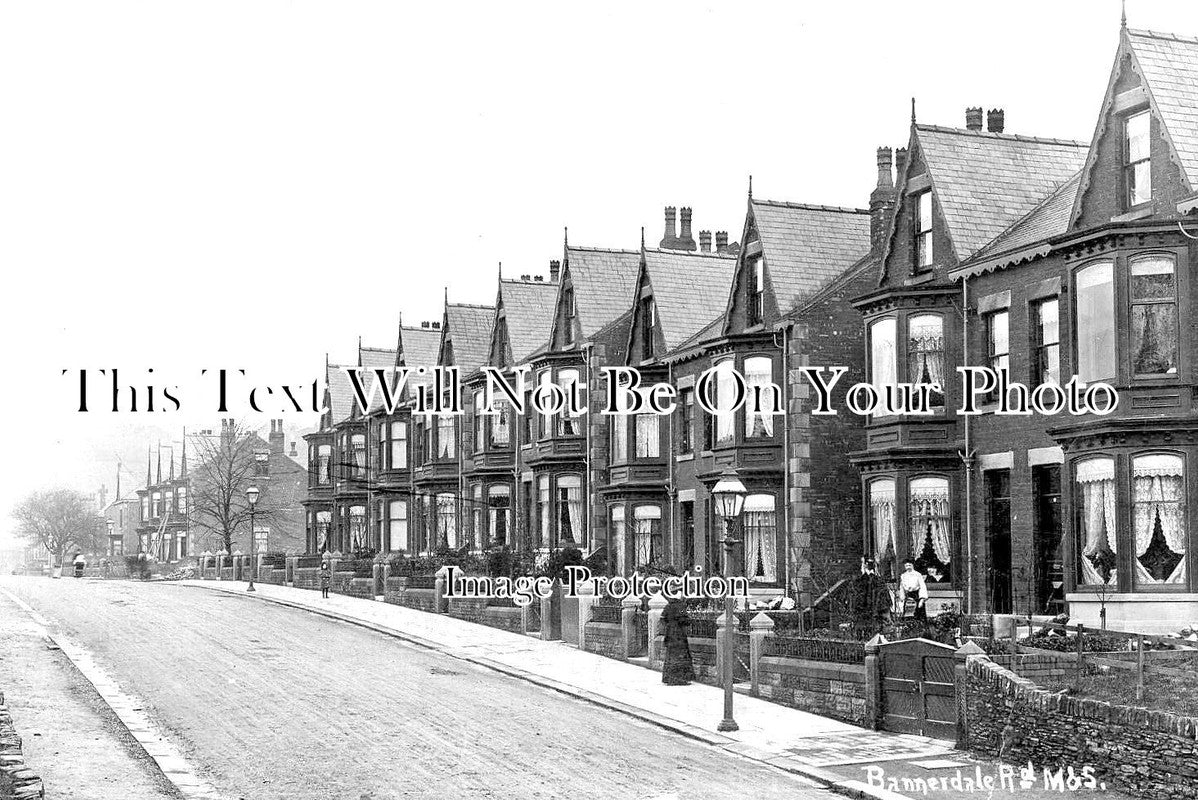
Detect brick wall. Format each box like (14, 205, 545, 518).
(382, 578, 439, 613)
(447, 598, 524, 634)
(293, 567, 321, 590)
(758, 656, 867, 726)
(0, 689, 44, 799)
(962, 654, 1198, 800)
(582, 622, 625, 660)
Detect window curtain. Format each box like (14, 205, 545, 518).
(1077, 459, 1117, 585)
(908, 479, 951, 564)
(1132, 455, 1185, 584)
(558, 371, 580, 436)
(611, 508, 626, 575)
(350, 506, 367, 551)
(491, 401, 510, 446)
(744, 494, 777, 583)
(716, 361, 736, 443)
(869, 481, 897, 569)
(870, 319, 897, 417)
(612, 414, 628, 463)
(436, 494, 456, 549)
(745, 357, 775, 438)
(633, 506, 660, 568)
(562, 478, 583, 546)
(908, 316, 944, 385)
(537, 477, 550, 549)
(635, 413, 659, 458)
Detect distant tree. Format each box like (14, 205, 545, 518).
(188, 421, 277, 554)
(12, 488, 103, 566)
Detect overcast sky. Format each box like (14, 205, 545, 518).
(2, 1, 1196, 545)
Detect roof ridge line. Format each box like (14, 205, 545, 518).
(567, 244, 640, 254)
(754, 198, 870, 214)
(916, 123, 1088, 148)
(447, 302, 497, 310)
(645, 247, 738, 258)
(1128, 27, 1198, 45)
(500, 277, 559, 285)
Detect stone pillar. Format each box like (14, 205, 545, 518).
(433, 566, 449, 614)
(864, 634, 886, 731)
(372, 559, 384, 598)
(620, 596, 641, 659)
(715, 609, 733, 684)
(285, 555, 297, 585)
(215, 552, 226, 580)
(749, 612, 775, 697)
(520, 602, 535, 636)
(256, 552, 265, 583)
(233, 551, 244, 581)
(576, 580, 597, 651)
(646, 593, 668, 668)
(539, 593, 556, 640)
(200, 551, 212, 579)
(954, 641, 986, 750)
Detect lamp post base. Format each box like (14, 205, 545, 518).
(246, 581, 256, 593)
(717, 718, 739, 732)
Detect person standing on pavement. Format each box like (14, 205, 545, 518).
(661, 597, 694, 685)
(319, 559, 331, 599)
(899, 561, 928, 620)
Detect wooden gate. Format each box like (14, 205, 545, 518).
(879, 638, 957, 739)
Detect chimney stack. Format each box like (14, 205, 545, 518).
(870, 146, 898, 256)
(678, 207, 696, 251)
(699, 230, 712, 253)
(987, 108, 1005, 133)
(965, 107, 983, 131)
(289, 442, 298, 457)
(660, 206, 678, 248)
(421, 321, 429, 328)
(715, 231, 729, 253)
(895, 147, 908, 182)
(520, 274, 531, 281)
(269, 419, 285, 455)
(534, 275, 543, 282)
(549, 260, 561, 281)
(432, 321, 441, 329)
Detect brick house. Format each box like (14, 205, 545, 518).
(945, 25, 1198, 631)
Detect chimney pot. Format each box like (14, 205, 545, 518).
(698, 230, 712, 253)
(660, 206, 678, 248)
(875, 146, 894, 189)
(520, 274, 531, 281)
(678, 207, 696, 251)
(534, 275, 543, 282)
(549, 260, 561, 281)
(715, 231, 729, 253)
(987, 108, 1005, 133)
(432, 321, 440, 329)
(965, 107, 983, 131)
(895, 148, 909, 181)
(421, 321, 429, 328)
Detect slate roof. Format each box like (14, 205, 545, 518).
(750, 200, 871, 314)
(563, 246, 642, 340)
(357, 345, 399, 413)
(1128, 29, 1198, 191)
(642, 249, 736, 351)
(444, 303, 496, 375)
(325, 363, 358, 426)
(662, 313, 726, 363)
(499, 278, 558, 363)
(915, 125, 1089, 260)
(399, 325, 442, 369)
(960, 170, 1083, 272)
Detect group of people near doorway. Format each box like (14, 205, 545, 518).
(852, 558, 930, 634)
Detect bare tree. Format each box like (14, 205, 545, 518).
(187, 421, 277, 554)
(12, 488, 103, 566)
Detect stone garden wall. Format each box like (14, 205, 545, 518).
(382, 578, 439, 614)
(447, 598, 524, 634)
(758, 657, 866, 725)
(582, 622, 625, 660)
(0, 689, 43, 799)
(961, 653, 1198, 800)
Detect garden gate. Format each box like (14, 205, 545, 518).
(878, 637, 956, 739)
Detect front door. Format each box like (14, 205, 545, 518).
(880, 638, 957, 739)
(986, 470, 1012, 614)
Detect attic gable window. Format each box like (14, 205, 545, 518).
(562, 286, 576, 346)
(748, 257, 765, 326)
(639, 296, 657, 361)
(1124, 110, 1151, 208)
(914, 191, 933, 271)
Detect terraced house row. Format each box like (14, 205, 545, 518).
(302, 21, 1198, 629)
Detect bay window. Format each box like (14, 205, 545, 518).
(909, 476, 951, 584)
(388, 500, 408, 552)
(611, 413, 628, 463)
(869, 318, 897, 417)
(350, 433, 366, 478)
(557, 476, 582, 546)
(869, 479, 898, 580)
(537, 370, 552, 439)
(908, 314, 944, 407)
(1129, 255, 1178, 376)
(1075, 261, 1115, 382)
(634, 411, 660, 458)
(610, 506, 626, 575)
(315, 510, 331, 552)
(473, 485, 484, 550)
(633, 505, 661, 569)
(435, 493, 457, 549)
(1132, 454, 1185, 585)
(743, 494, 777, 583)
(1075, 457, 1117, 586)
(436, 416, 455, 459)
(349, 505, 367, 552)
(1124, 110, 1151, 208)
(557, 369, 581, 436)
(474, 391, 486, 452)
(744, 356, 776, 437)
(389, 422, 407, 469)
(491, 399, 511, 447)
(714, 359, 737, 443)
(1031, 297, 1060, 386)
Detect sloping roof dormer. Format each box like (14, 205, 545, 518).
(548, 244, 641, 350)
(627, 247, 736, 363)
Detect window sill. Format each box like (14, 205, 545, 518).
(1111, 205, 1154, 223)
(675, 453, 694, 463)
(904, 271, 936, 286)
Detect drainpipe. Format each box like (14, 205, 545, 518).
(959, 276, 976, 615)
(585, 343, 594, 552)
(775, 324, 797, 629)
(667, 360, 676, 563)
(513, 368, 521, 553)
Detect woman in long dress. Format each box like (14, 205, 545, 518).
(661, 598, 694, 685)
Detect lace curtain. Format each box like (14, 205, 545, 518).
(1132, 455, 1185, 584)
(908, 480, 951, 564)
(1077, 459, 1117, 585)
(562, 477, 583, 546)
(744, 494, 777, 582)
(633, 506, 660, 568)
(436, 494, 457, 548)
(908, 316, 945, 386)
(869, 481, 897, 570)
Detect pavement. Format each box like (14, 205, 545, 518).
(1, 577, 836, 800)
(173, 579, 1136, 800)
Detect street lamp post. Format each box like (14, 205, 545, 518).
(105, 519, 115, 577)
(711, 468, 747, 733)
(246, 486, 260, 593)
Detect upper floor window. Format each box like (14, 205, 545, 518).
(611, 412, 628, 463)
(1130, 255, 1178, 376)
(1075, 261, 1116, 382)
(316, 444, 332, 484)
(985, 310, 1009, 402)
(254, 450, 269, 477)
(714, 359, 737, 444)
(176, 487, 187, 515)
(537, 370, 552, 440)
(521, 386, 533, 444)
(1076, 457, 1117, 586)
(639, 297, 657, 361)
(474, 391, 486, 452)
(633, 409, 660, 458)
(491, 399, 511, 447)
(748, 257, 765, 326)
(141, 496, 150, 521)
(914, 191, 933, 271)
(389, 422, 407, 469)
(1031, 297, 1060, 386)
(869, 318, 897, 417)
(908, 314, 945, 408)
(436, 416, 455, 460)
(557, 369, 581, 436)
(744, 356, 776, 437)
(678, 388, 694, 455)
(1124, 110, 1151, 208)
(1131, 453, 1186, 585)
(350, 434, 366, 477)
